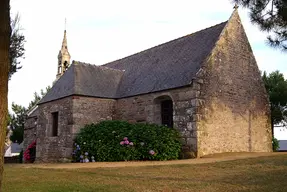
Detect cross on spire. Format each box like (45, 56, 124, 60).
(65, 18, 67, 31)
(233, 3, 239, 10)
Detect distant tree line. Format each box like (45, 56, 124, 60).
(8, 86, 51, 144)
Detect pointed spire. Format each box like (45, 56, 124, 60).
(229, 3, 240, 21)
(57, 19, 71, 80)
(60, 18, 68, 51)
(61, 29, 68, 50)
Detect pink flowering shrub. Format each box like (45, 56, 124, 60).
(24, 141, 36, 163)
(73, 120, 181, 162)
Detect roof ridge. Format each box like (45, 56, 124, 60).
(38, 64, 75, 104)
(72, 60, 95, 66)
(73, 60, 125, 72)
(97, 65, 125, 72)
(103, 21, 228, 67)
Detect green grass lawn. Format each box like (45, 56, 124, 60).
(3, 154, 287, 192)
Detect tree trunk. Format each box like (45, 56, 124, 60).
(0, 0, 10, 190)
(271, 118, 274, 138)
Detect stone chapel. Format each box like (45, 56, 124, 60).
(24, 9, 272, 162)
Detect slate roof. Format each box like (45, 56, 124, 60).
(11, 143, 23, 153)
(105, 21, 227, 97)
(39, 21, 227, 104)
(39, 63, 124, 104)
(279, 140, 287, 151)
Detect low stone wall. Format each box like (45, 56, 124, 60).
(4, 156, 20, 164)
(23, 115, 37, 153)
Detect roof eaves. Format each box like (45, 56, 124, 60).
(27, 105, 38, 117)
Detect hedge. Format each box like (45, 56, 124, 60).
(72, 120, 181, 162)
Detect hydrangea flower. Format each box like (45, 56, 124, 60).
(123, 137, 128, 141)
(80, 155, 84, 159)
(74, 143, 77, 146)
(24, 140, 37, 162)
(140, 142, 145, 146)
(120, 141, 125, 145)
(83, 142, 86, 145)
(91, 156, 95, 159)
(149, 150, 155, 155)
(85, 152, 88, 156)
(84, 158, 89, 163)
(124, 140, 129, 145)
(129, 142, 134, 146)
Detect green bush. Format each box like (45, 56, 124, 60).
(272, 137, 280, 151)
(73, 120, 182, 162)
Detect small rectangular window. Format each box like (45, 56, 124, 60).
(51, 112, 59, 137)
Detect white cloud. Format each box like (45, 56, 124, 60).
(8, 0, 286, 110)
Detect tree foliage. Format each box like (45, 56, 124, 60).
(262, 71, 287, 134)
(272, 137, 280, 151)
(9, 86, 51, 144)
(9, 13, 25, 79)
(27, 86, 51, 111)
(9, 103, 26, 144)
(233, 0, 287, 51)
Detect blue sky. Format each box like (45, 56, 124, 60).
(8, 0, 286, 111)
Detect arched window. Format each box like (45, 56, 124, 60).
(63, 61, 68, 72)
(154, 96, 173, 128)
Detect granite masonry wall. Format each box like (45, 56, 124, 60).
(36, 96, 115, 162)
(115, 86, 200, 154)
(195, 11, 272, 157)
(36, 97, 74, 162)
(71, 96, 115, 134)
(23, 112, 38, 154)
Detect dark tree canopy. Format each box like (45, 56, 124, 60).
(233, 0, 287, 51)
(262, 71, 287, 135)
(9, 13, 25, 79)
(9, 103, 26, 144)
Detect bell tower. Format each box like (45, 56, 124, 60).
(56, 20, 71, 79)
